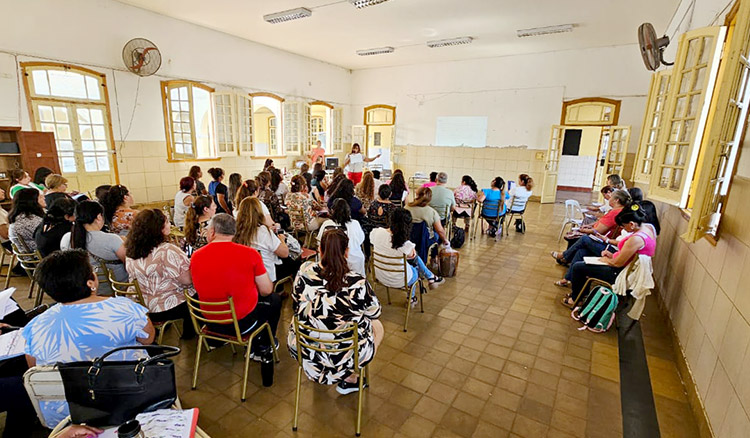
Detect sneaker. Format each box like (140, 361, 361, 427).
(428, 277, 445, 290)
(410, 295, 419, 308)
(336, 378, 368, 395)
(250, 337, 280, 362)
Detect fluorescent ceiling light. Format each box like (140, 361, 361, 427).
(356, 46, 395, 56)
(263, 7, 312, 24)
(349, 0, 391, 8)
(426, 36, 474, 48)
(517, 24, 574, 37)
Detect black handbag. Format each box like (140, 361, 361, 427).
(57, 345, 180, 427)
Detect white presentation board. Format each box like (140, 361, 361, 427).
(435, 116, 488, 147)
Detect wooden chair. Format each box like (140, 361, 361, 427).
(10, 242, 44, 306)
(291, 317, 369, 436)
(473, 200, 506, 240)
(184, 292, 279, 402)
(370, 246, 424, 332)
(108, 272, 183, 345)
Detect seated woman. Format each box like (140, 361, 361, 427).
(235, 179, 275, 228)
(125, 209, 196, 339)
(561, 205, 657, 307)
(34, 197, 76, 257)
(43, 174, 72, 207)
(327, 178, 366, 222)
(405, 187, 448, 247)
(311, 169, 328, 204)
(184, 195, 216, 255)
(22, 249, 155, 427)
(585, 186, 615, 218)
(422, 172, 438, 188)
(173, 176, 196, 229)
(286, 175, 326, 232)
(453, 175, 478, 233)
(318, 198, 366, 276)
(8, 169, 43, 199)
(367, 185, 397, 231)
(257, 171, 289, 229)
(270, 169, 288, 203)
(8, 188, 45, 252)
(371, 208, 444, 307)
(288, 229, 383, 394)
(61, 201, 128, 295)
(102, 185, 137, 236)
(324, 173, 346, 205)
(551, 189, 631, 287)
(234, 197, 301, 283)
(507, 174, 534, 232)
(388, 170, 409, 204)
(477, 176, 509, 237)
(355, 171, 376, 211)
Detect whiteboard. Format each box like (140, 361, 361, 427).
(435, 116, 488, 147)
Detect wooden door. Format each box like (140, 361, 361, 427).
(18, 131, 60, 176)
(541, 125, 565, 203)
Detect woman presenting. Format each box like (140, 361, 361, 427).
(343, 143, 380, 184)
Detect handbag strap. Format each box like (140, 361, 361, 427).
(87, 346, 181, 384)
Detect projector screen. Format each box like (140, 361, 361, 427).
(435, 116, 488, 148)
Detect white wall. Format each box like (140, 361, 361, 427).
(352, 44, 653, 151)
(0, 0, 352, 140)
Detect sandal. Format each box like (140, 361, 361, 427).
(554, 279, 571, 287)
(560, 296, 576, 308)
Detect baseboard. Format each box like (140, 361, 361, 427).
(652, 288, 714, 438)
(556, 186, 592, 192)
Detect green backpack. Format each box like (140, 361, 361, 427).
(571, 285, 618, 333)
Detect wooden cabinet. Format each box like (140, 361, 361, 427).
(0, 126, 60, 203)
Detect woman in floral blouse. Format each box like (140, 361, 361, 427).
(285, 175, 326, 232)
(355, 171, 376, 211)
(453, 175, 478, 232)
(288, 229, 384, 394)
(125, 209, 196, 339)
(102, 185, 138, 236)
(184, 195, 216, 255)
(257, 171, 289, 229)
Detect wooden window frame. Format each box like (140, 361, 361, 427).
(560, 97, 621, 126)
(633, 70, 672, 184)
(161, 80, 217, 162)
(21, 62, 119, 180)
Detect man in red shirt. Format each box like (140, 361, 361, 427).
(190, 213, 280, 348)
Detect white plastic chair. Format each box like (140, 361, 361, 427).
(558, 200, 584, 241)
(23, 366, 66, 429)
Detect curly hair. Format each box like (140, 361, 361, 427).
(101, 185, 129, 223)
(357, 172, 375, 202)
(389, 208, 413, 250)
(125, 209, 168, 260)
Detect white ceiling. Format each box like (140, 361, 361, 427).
(115, 0, 680, 70)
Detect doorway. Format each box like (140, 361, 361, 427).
(362, 105, 395, 171)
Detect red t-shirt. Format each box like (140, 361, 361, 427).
(594, 207, 622, 234)
(190, 241, 267, 321)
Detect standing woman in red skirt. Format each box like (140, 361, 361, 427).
(343, 143, 381, 184)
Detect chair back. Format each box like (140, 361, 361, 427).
(409, 221, 430, 262)
(168, 228, 185, 247)
(109, 272, 147, 307)
(564, 200, 583, 221)
(480, 199, 505, 220)
(288, 206, 310, 233)
(392, 199, 404, 208)
(88, 252, 120, 287)
(10, 242, 42, 277)
(184, 292, 244, 343)
(371, 247, 409, 290)
(292, 316, 360, 373)
(23, 366, 66, 428)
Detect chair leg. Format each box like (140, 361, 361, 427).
(403, 287, 411, 332)
(292, 365, 302, 432)
(242, 339, 253, 402)
(192, 335, 203, 389)
(356, 365, 365, 437)
(156, 323, 167, 345)
(33, 283, 43, 307)
(386, 287, 391, 305)
(558, 221, 569, 242)
(419, 281, 425, 314)
(3, 254, 14, 289)
(230, 344, 237, 355)
(264, 323, 280, 363)
(27, 278, 35, 299)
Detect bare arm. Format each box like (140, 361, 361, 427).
(433, 220, 447, 244)
(137, 320, 156, 345)
(176, 267, 192, 286)
(182, 195, 194, 207)
(602, 235, 643, 268)
(274, 233, 290, 258)
(115, 244, 127, 263)
(217, 193, 230, 213)
(363, 154, 381, 163)
(255, 273, 273, 296)
(0, 224, 8, 240)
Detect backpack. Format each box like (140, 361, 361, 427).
(571, 285, 618, 332)
(449, 226, 465, 249)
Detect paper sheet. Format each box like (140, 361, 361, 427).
(583, 257, 608, 266)
(349, 154, 363, 164)
(98, 408, 199, 438)
(0, 329, 25, 360)
(0, 287, 18, 319)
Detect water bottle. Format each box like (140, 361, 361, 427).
(118, 420, 145, 438)
(260, 347, 274, 387)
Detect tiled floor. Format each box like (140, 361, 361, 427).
(5, 196, 701, 438)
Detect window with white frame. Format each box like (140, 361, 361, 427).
(161, 81, 216, 160)
(23, 63, 114, 175)
(251, 93, 284, 156)
(214, 92, 236, 156)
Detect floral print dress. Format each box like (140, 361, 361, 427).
(287, 262, 381, 384)
(286, 192, 317, 231)
(111, 207, 138, 236)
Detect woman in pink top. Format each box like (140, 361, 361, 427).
(452, 175, 478, 232)
(562, 205, 657, 306)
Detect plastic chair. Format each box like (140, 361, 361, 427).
(370, 246, 425, 332)
(558, 200, 584, 241)
(23, 366, 66, 428)
(10, 242, 44, 306)
(184, 292, 279, 402)
(291, 317, 369, 436)
(108, 273, 183, 345)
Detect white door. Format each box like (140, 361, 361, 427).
(541, 125, 566, 203)
(594, 125, 631, 196)
(351, 125, 366, 152)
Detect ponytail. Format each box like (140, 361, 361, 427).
(185, 195, 213, 246)
(71, 201, 104, 251)
(320, 229, 350, 293)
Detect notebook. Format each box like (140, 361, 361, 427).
(0, 329, 25, 361)
(98, 408, 199, 438)
(583, 257, 608, 266)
